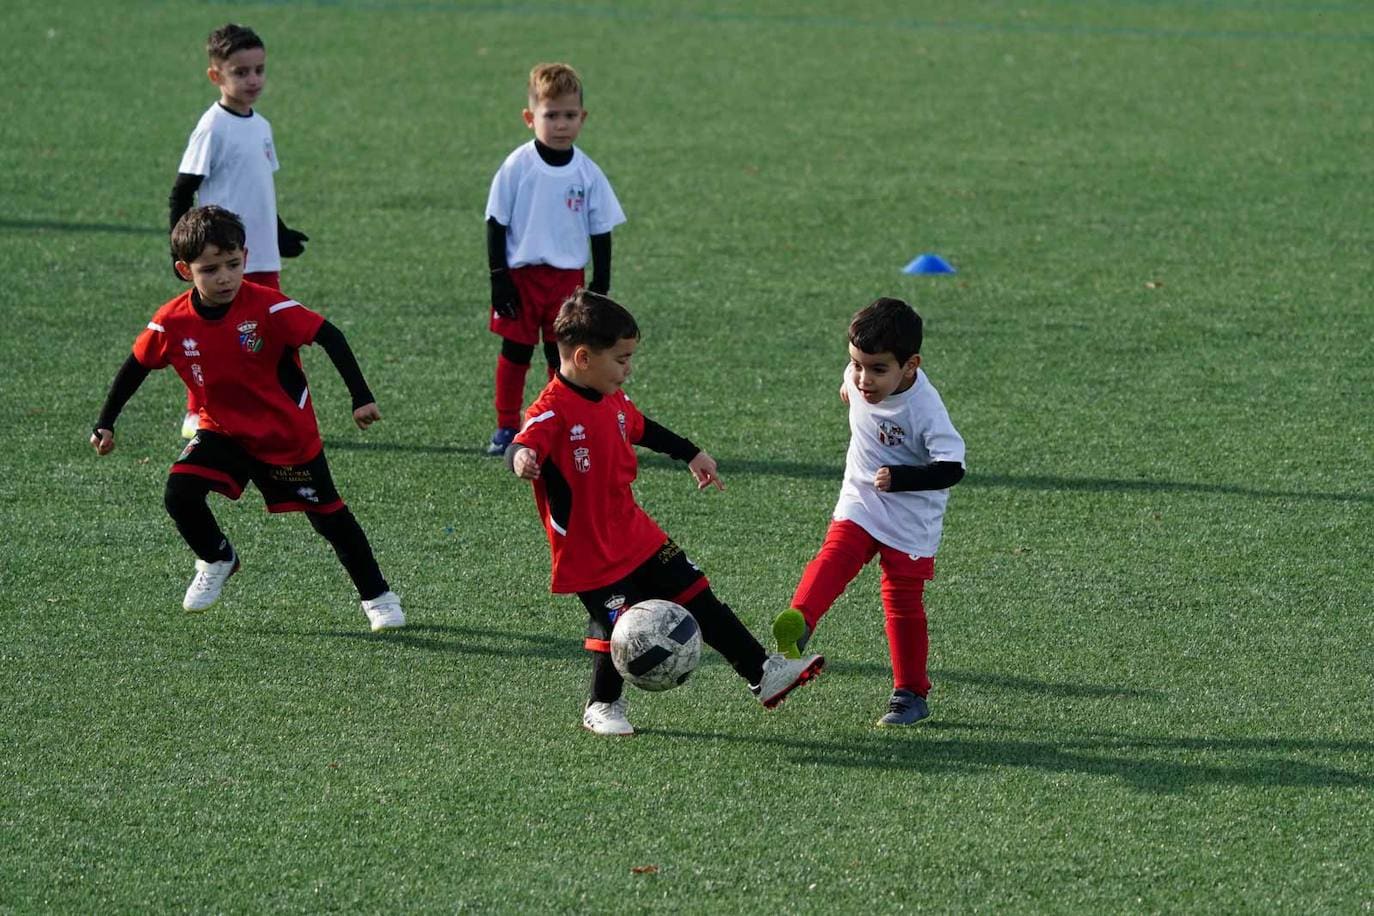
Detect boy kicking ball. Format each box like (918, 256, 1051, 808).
(505, 289, 824, 736)
(91, 206, 403, 632)
(774, 298, 965, 726)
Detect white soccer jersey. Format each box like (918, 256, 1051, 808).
(178, 103, 281, 273)
(485, 141, 626, 269)
(833, 367, 966, 557)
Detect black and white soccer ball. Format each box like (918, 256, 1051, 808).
(610, 599, 702, 692)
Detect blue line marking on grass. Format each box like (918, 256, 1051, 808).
(212, 0, 1374, 44)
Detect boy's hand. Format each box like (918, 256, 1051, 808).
(490, 268, 520, 319)
(279, 227, 309, 258)
(90, 428, 115, 456)
(874, 467, 892, 491)
(839, 382, 850, 405)
(688, 451, 725, 492)
(353, 403, 381, 429)
(512, 446, 541, 480)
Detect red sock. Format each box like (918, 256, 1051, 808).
(494, 354, 528, 430)
(879, 552, 932, 695)
(790, 520, 876, 629)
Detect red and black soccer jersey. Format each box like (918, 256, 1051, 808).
(133, 280, 326, 465)
(514, 376, 668, 594)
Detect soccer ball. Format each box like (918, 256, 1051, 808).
(610, 599, 702, 692)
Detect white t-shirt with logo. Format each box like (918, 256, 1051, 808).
(178, 103, 281, 273)
(485, 141, 626, 269)
(833, 367, 966, 557)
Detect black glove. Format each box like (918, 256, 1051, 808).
(490, 268, 520, 319)
(279, 225, 309, 258)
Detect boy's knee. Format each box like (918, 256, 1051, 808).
(163, 474, 209, 516)
(500, 338, 536, 366)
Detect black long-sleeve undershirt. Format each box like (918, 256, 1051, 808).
(94, 354, 151, 432)
(638, 417, 699, 463)
(313, 321, 375, 409)
(168, 173, 204, 232)
(882, 461, 965, 492)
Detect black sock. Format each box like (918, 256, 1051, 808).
(164, 475, 234, 563)
(685, 588, 767, 684)
(589, 651, 624, 703)
(307, 508, 388, 600)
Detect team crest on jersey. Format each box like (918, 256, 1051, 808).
(297, 486, 319, 503)
(616, 410, 627, 440)
(263, 138, 276, 164)
(190, 363, 205, 387)
(573, 446, 591, 473)
(569, 424, 586, 441)
(182, 338, 200, 357)
(237, 320, 263, 354)
(876, 420, 907, 446)
(565, 184, 586, 212)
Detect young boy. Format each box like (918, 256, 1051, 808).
(91, 206, 402, 632)
(168, 23, 309, 439)
(483, 62, 625, 456)
(507, 290, 824, 736)
(773, 298, 965, 726)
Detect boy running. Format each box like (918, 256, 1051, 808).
(773, 298, 965, 726)
(483, 62, 624, 455)
(507, 290, 824, 736)
(168, 23, 309, 438)
(91, 206, 402, 632)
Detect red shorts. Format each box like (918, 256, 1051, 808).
(489, 265, 584, 346)
(245, 271, 281, 290)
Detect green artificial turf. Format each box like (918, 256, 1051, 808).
(1, 1, 1371, 911)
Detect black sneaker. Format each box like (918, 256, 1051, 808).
(876, 689, 930, 727)
(485, 427, 517, 456)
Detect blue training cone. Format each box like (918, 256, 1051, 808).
(903, 253, 956, 275)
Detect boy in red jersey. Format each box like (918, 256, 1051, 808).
(91, 206, 403, 632)
(506, 290, 824, 736)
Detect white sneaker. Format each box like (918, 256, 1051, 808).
(754, 653, 825, 710)
(582, 697, 633, 736)
(361, 591, 406, 631)
(180, 411, 199, 439)
(182, 555, 240, 612)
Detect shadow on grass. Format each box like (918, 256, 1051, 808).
(0, 217, 163, 235)
(642, 454, 1374, 504)
(276, 622, 577, 660)
(638, 723, 1373, 793)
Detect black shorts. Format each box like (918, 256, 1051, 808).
(170, 430, 345, 515)
(577, 540, 710, 650)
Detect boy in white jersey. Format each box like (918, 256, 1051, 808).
(482, 62, 626, 455)
(168, 23, 309, 438)
(773, 298, 965, 726)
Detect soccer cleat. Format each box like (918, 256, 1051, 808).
(180, 411, 199, 439)
(582, 697, 633, 736)
(771, 609, 813, 660)
(361, 591, 406, 632)
(876, 689, 930, 727)
(753, 652, 825, 710)
(485, 427, 517, 456)
(182, 554, 240, 612)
